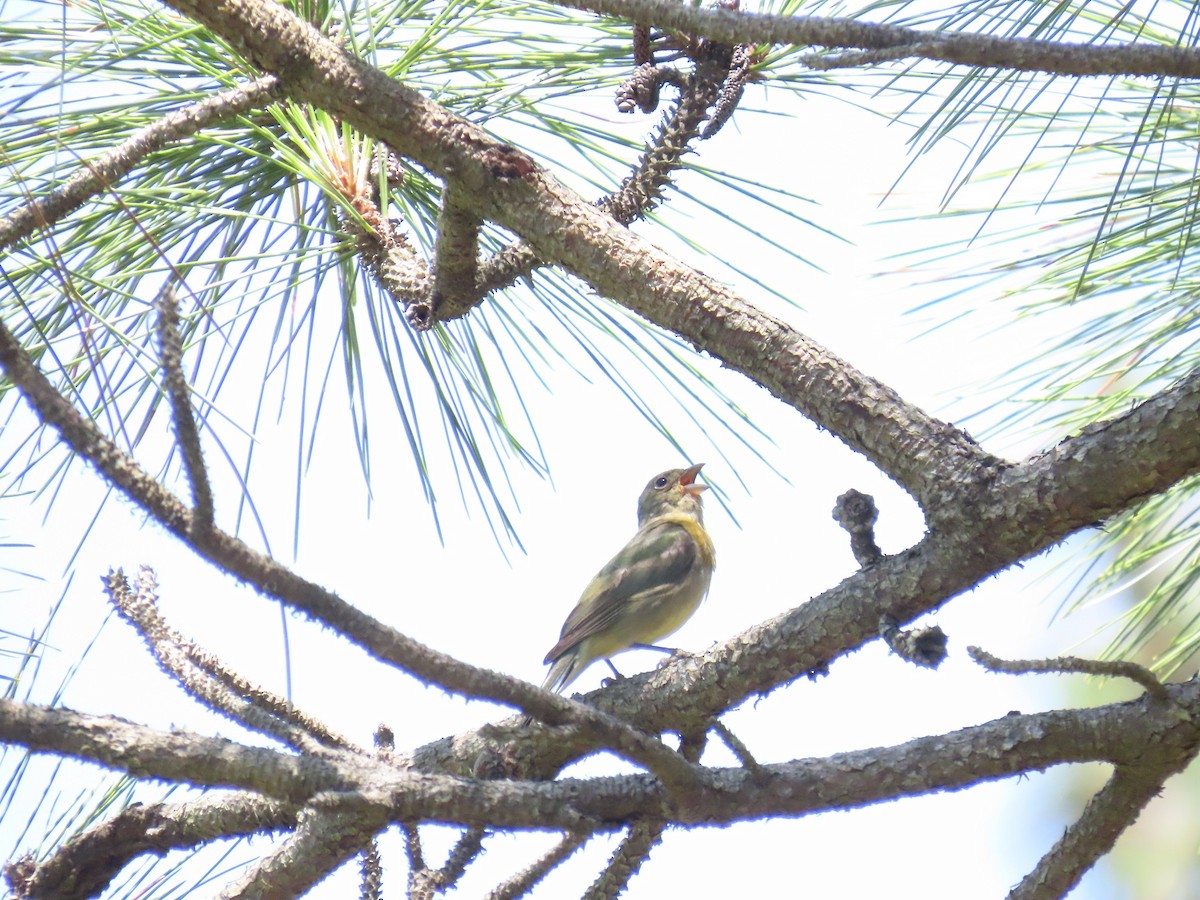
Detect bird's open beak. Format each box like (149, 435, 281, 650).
(679, 462, 707, 494)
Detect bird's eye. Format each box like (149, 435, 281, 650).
(655, 476, 669, 489)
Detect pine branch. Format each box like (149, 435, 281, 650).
(3, 793, 294, 900)
(150, 0, 1001, 508)
(0, 76, 282, 254)
(548, 0, 1200, 79)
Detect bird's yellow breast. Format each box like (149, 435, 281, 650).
(654, 513, 716, 569)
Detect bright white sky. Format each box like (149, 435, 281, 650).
(1, 29, 1173, 900)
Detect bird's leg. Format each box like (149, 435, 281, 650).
(631, 642, 676, 654)
(600, 658, 626, 687)
(631, 643, 696, 670)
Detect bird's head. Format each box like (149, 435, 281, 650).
(637, 463, 707, 524)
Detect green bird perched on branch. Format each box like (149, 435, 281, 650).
(540, 464, 716, 694)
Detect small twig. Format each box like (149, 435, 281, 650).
(701, 42, 755, 139)
(403, 825, 429, 900)
(443, 828, 488, 888)
(104, 567, 357, 753)
(374, 724, 396, 753)
(412, 827, 486, 896)
(583, 819, 665, 900)
(677, 725, 707, 763)
(407, 826, 488, 898)
(402, 822, 426, 881)
(880, 616, 948, 669)
(430, 181, 482, 321)
(1009, 762, 1189, 899)
(484, 831, 591, 900)
(967, 646, 1169, 700)
(632, 23, 654, 66)
(156, 286, 214, 536)
(220, 800, 386, 899)
(340, 198, 432, 327)
(360, 842, 384, 900)
(832, 489, 883, 567)
(709, 717, 763, 775)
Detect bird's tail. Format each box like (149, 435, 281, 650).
(541, 651, 580, 695)
(521, 652, 580, 727)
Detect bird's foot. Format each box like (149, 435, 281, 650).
(656, 647, 694, 669)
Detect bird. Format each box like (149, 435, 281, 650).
(539, 463, 716, 695)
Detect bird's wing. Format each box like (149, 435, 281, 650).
(545, 520, 696, 662)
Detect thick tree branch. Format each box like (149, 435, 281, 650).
(550, 0, 1200, 79)
(0, 699, 375, 801)
(7, 653, 1200, 894)
(4, 679, 1200, 832)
